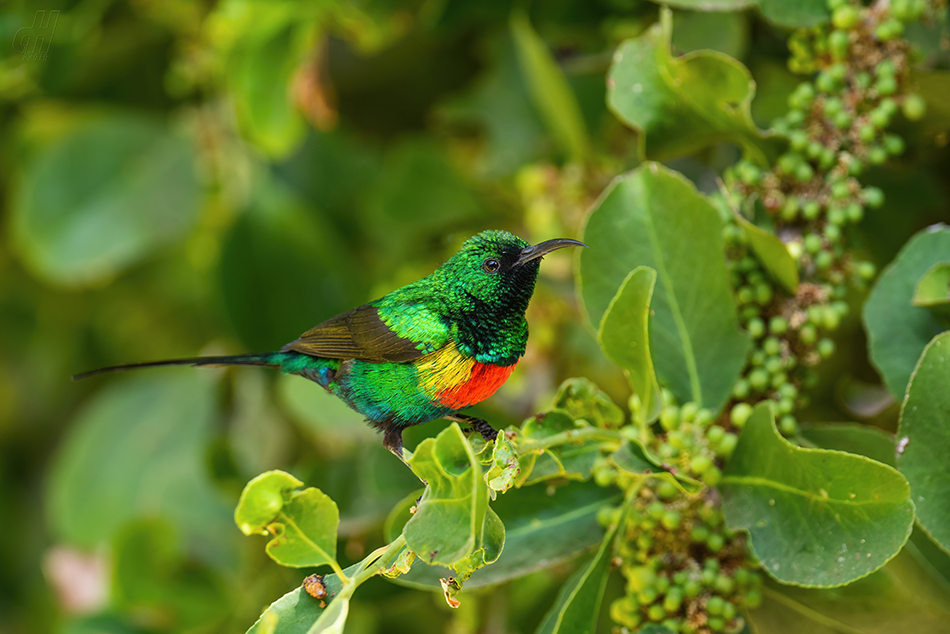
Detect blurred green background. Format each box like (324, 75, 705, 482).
(1, 0, 948, 633)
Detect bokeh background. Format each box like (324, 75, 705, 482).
(1, 0, 948, 633)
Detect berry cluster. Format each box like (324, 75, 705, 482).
(603, 482, 762, 634)
(721, 0, 933, 435)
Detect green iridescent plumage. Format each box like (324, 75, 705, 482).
(74, 230, 586, 456)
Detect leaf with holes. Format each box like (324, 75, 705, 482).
(721, 404, 914, 587)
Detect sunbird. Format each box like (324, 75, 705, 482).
(74, 230, 585, 457)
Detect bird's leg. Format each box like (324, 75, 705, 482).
(447, 413, 499, 443)
(383, 427, 427, 486)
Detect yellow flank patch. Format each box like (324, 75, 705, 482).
(415, 342, 475, 399)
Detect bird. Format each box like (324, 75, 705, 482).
(74, 230, 586, 457)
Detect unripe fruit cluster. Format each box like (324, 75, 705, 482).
(652, 397, 737, 485)
(605, 483, 763, 633)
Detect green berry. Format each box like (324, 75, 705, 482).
(684, 579, 702, 597)
(708, 617, 725, 632)
(832, 5, 859, 29)
(824, 97, 843, 116)
(691, 525, 710, 543)
(660, 405, 680, 430)
(858, 124, 876, 143)
(815, 71, 836, 93)
(747, 317, 766, 338)
(756, 283, 773, 305)
(763, 337, 781, 355)
(691, 454, 713, 474)
(876, 60, 897, 78)
(776, 397, 794, 414)
(731, 402, 753, 427)
(804, 234, 823, 254)
(664, 587, 684, 612)
(829, 30, 850, 60)
(648, 604, 666, 621)
(876, 75, 898, 96)
(846, 202, 864, 222)
(795, 162, 815, 182)
(847, 157, 865, 176)
(857, 261, 876, 279)
(657, 480, 678, 499)
(789, 130, 809, 150)
(778, 152, 801, 173)
(765, 356, 783, 374)
(707, 533, 725, 552)
(799, 323, 817, 344)
(648, 500, 665, 519)
(707, 595, 725, 616)
(818, 338, 836, 357)
(705, 466, 722, 486)
(662, 510, 682, 530)
(868, 146, 888, 165)
(825, 224, 841, 242)
(870, 107, 891, 128)
(781, 197, 800, 221)
(749, 368, 769, 391)
(722, 601, 737, 620)
(855, 71, 872, 89)
(863, 187, 884, 208)
(769, 316, 788, 335)
(746, 589, 763, 608)
(803, 201, 821, 220)
(628, 566, 657, 592)
(828, 207, 846, 226)
(732, 378, 750, 399)
(714, 574, 736, 595)
(902, 94, 926, 121)
(831, 180, 850, 198)
(770, 371, 788, 389)
(716, 433, 738, 458)
(884, 134, 905, 156)
(779, 415, 799, 436)
(815, 250, 834, 269)
(833, 111, 852, 129)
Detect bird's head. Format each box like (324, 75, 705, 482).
(438, 230, 586, 315)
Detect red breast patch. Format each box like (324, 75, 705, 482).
(436, 361, 517, 409)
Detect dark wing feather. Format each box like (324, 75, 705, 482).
(281, 304, 426, 363)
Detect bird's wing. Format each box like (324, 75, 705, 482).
(281, 303, 445, 363)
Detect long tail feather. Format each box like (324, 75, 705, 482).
(72, 353, 277, 381)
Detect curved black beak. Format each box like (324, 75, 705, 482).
(515, 238, 587, 266)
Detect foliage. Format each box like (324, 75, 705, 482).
(2, 0, 949, 633)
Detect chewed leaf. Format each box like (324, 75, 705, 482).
(485, 433, 520, 495)
(235, 471, 304, 536)
(235, 470, 340, 569)
(721, 404, 914, 587)
(404, 424, 504, 572)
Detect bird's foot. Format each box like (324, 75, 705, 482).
(447, 414, 499, 443)
(383, 428, 427, 485)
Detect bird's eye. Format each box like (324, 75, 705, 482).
(482, 258, 501, 273)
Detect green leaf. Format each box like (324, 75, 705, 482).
(387, 480, 619, 590)
(234, 471, 304, 536)
(534, 523, 617, 634)
(404, 424, 504, 574)
(863, 225, 950, 399)
(235, 472, 341, 569)
(581, 163, 751, 412)
(912, 262, 950, 320)
(510, 11, 590, 162)
(551, 378, 625, 429)
(224, 12, 314, 158)
(519, 410, 603, 484)
(12, 114, 200, 287)
(721, 404, 914, 587)
(898, 331, 950, 553)
(48, 374, 232, 558)
(598, 267, 663, 428)
(219, 179, 365, 352)
(654, 0, 828, 28)
(799, 423, 896, 468)
(607, 9, 763, 162)
(734, 213, 799, 294)
(748, 548, 950, 634)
